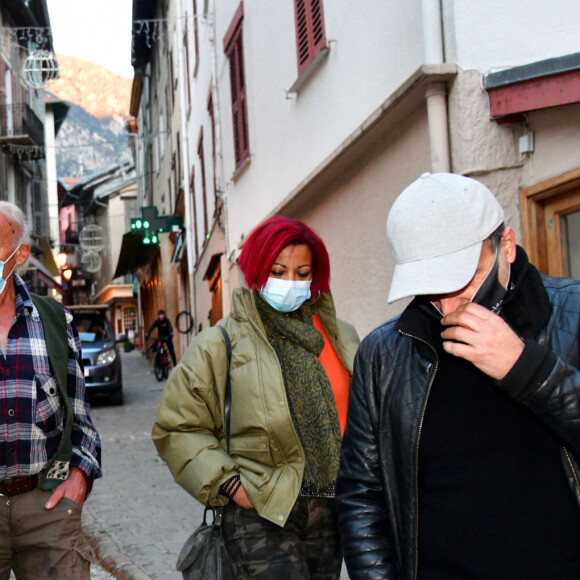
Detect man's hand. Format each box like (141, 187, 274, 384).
(440, 302, 524, 380)
(45, 467, 88, 510)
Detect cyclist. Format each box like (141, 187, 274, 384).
(146, 309, 177, 367)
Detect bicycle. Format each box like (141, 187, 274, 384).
(147, 337, 172, 381)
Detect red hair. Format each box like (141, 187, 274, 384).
(238, 216, 331, 294)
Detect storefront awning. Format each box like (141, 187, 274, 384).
(27, 256, 62, 292)
(38, 236, 60, 277)
(113, 232, 159, 279)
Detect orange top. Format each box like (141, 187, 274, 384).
(313, 314, 350, 435)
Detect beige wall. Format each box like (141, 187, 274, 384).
(293, 107, 431, 339)
(522, 103, 580, 186)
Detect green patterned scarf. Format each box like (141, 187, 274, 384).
(256, 294, 342, 494)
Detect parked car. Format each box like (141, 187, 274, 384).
(69, 305, 124, 405)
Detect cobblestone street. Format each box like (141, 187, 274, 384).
(84, 350, 203, 580)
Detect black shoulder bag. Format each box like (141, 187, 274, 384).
(176, 325, 236, 579)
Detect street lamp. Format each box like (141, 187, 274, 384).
(62, 268, 73, 281)
(57, 251, 68, 268)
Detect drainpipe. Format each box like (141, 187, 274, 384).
(422, 0, 451, 173)
(175, 0, 199, 335)
(208, 0, 233, 316)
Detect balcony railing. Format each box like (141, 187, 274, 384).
(0, 103, 44, 147)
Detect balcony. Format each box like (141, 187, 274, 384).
(0, 103, 44, 147)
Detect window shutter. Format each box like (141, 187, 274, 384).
(224, 2, 249, 169)
(193, 0, 200, 60)
(294, 0, 327, 76)
(229, 34, 249, 168)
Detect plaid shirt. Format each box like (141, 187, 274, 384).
(0, 276, 102, 487)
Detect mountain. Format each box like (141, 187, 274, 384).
(47, 54, 134, 177)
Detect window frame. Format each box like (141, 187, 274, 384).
(223, 2, 250, 171)
(198, 127, 209, 238)
(289, 0, 329, 92)
(520, 167, 580, 276)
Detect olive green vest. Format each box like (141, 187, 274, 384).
(30, 294, 74, 490)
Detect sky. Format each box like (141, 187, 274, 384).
(47, 0, 134, 78)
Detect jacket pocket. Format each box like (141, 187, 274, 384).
(230, 433, 275, 490)
(34, 374, 64, 436)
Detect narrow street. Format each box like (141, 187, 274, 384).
(85, 349, 202, 580)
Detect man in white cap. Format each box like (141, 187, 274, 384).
(336, 173, 580, 579)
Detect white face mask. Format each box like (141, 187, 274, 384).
(0, 244, 22, 295)
(259, 277, 312, 313)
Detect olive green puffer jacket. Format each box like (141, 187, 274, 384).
(152, 287, 360, 527)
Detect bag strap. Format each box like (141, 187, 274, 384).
(215, 325, 232, 453)
(30, 293, 75, 490)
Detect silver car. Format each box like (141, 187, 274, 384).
(69, 305, 124, 405)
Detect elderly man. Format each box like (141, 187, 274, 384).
(0, 202, 102, 579)
(336, 173, 580, 579)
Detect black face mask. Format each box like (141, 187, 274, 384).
(471, 245, 509, 314)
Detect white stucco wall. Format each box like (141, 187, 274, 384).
(298, 107, 431, 338)
(213, 0, 426, 253)
(444, 0, 580, 73)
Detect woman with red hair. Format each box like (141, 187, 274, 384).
(153, 216, 359, 579)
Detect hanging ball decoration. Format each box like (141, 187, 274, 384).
(81, 251, 103, 274)
(79, 224, 106, 252)
(23, 50, 59, 89)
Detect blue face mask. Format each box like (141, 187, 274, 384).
(259, 278, 312, 313)
(0, 244, 22, 295)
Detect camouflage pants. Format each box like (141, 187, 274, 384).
(222, 496, 342, 579)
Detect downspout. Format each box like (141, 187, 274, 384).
(209, 0, 234, 317)
(422, 0, 451, 173)
(175, 0, 197, 341)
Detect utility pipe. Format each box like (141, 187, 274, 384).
(422, 0, 451, 172)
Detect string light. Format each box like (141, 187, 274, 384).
(1, 144, 45, 162)
(132, 19, 166, 49)
(2, 26, 52, 50)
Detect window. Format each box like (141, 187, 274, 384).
(189, 169, 199, 262)
(153, 138, 159, 174)
(198, 128, 209, 237)
(176, 131, 182, 194)
(223, 3, 249, 170)
(122, 306, 137, 336)
(206, 256, 223, 327)
(158, 110, 165, 157)
(207, 85, 217, 202)
(193, 0, 200, 65)
(520, 167, 580, 277)
(294, 0, 327, 76)
(169, 50, 175, 110)
(183, 25, 191, 106)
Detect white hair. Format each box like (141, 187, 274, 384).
(0, 201, 31, 275)
(0, 201, 30, 247)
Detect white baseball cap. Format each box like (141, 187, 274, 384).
(386, 172, 505, 303)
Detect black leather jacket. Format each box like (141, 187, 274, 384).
(336, 253, 580, 580)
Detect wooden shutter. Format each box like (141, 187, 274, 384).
(294, 0, 327, 76)
(193, 0, 200, 61)
(184, 28, 191, 105)
(224, 3, 249, 169)
(190, 168, 199, 261)
(228, 33, 249, 168)
(0, 57, 4, 103)
(198, 128, 208, 236)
